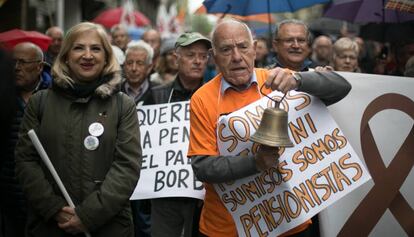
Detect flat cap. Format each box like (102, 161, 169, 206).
(175, 32, 211, 49)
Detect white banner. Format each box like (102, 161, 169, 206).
(130, 101, 205, 200)
(322, 72, 414, 237)
(214, 90, 371, 237)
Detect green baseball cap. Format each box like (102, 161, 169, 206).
(175, 32, 211, 49)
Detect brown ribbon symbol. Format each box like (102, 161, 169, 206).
(338, 93, 414, 237)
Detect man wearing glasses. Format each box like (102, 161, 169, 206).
(271, 19, 337, 237)
(13, 42, 52, 103)
(271, 19, 314, 72)
(0, 42, 51, 237)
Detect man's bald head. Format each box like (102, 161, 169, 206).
(313, 35, 332, 50)
(14, 42, 43, 61)
(46, 26, 63, 37)
(211, 19, 257, 90)
(212, 19, 253, 52)
(46, 26, 64, 56)
(13, 42, 44, 92)
(142, 29, 161, 56)
(312, 35, 333, 64)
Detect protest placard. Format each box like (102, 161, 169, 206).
(321, 72, 414, 237)
(130, 101, 205, 200)
(215, 90, 371, 236)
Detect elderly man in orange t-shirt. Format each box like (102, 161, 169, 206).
(187, 19, 352, 237)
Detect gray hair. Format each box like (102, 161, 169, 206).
(32, 44, 44, 61)
(274, 19, 312, 45)
(126, 40, 154, 65)
(110, 24, 128, 35)
(211, 19, 254, 52)
(14, 42, 44, 61)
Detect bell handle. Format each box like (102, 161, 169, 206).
(259, 83, 287, 109)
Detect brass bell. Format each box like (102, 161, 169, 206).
(250, 107, 294, 147)
(250, 86, 294, 148)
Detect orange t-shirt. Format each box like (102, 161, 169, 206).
(188, 68, 311, 236)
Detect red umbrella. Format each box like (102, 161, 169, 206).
(92, 7, 150, 28)
(0, 29, 52, 51)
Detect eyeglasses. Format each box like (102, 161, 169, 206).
(13, 58, 41, 67)
(276, 37, 308, 46)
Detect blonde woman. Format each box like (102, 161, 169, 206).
(332, 37, 360, 72)
(15, 22, 141, 237)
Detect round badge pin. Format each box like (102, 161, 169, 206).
(88, 122, 104, 137)
(84, 135, 99, 151)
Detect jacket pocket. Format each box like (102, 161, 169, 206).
(115, 207, 133, 227)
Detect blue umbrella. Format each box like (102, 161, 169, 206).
(203, 0, 330, 16)
(127, 26, 146, 40)
(203, 0, 330, 40)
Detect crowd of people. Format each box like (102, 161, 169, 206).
(0, 16, 412, 237)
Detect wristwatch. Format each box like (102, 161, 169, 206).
(292, 72, 302, 89)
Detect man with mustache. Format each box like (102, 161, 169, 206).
(150, 32, 211, 237)
(270, 19, 332, 236)
(271, 19, 313, 72)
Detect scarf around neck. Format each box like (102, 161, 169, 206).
(57, 73, 113, 98)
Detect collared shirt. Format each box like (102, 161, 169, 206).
(123, 78, 149, 104)
(267, 57, 312, 72)
(220, 70, 258, 95)
(167, 76, 203, 103)
(188, 68, 312, 236)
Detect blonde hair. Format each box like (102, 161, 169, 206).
(333, 37, 359, 58)
(52, 22, 120, 86)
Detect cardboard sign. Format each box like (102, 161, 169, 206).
(130, 101, 205, 200)
(215, 90, 371, 236)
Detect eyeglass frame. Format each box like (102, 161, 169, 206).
(13, 58, 42, 67)
(274, 37, 308, 46)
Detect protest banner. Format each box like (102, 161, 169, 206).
(321, 72, 414, 237)
(215, 90, 371, 237)
(130, 101, 205, 200)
